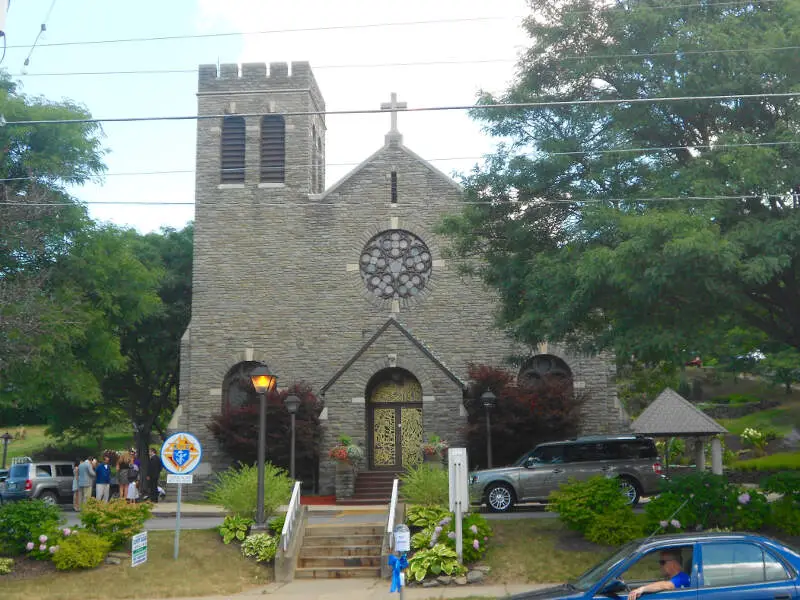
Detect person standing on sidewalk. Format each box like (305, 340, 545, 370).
(147, 448, 162, 503)
(77, 456, 95, 506)
(95, 454, 112, 502)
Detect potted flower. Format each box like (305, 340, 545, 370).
(421, 434, 448, 468)
(329, 435, 364, 468)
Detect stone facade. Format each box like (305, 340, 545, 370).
(175, 62, 628, 495)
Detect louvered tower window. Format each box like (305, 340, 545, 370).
(220, 116, 246, 183)
(261, 115, 286, 183)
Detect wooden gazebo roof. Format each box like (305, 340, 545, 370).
(631, 388, 728, 437)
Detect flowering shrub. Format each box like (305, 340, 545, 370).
(24, 527, 77, 561)
(645, 472, 770, 532)
(80, 498, 152, 549)
(241, 533, 279, 563)
(409, 511, 492, 563)
(741, 428, 769, 456)
(328, 435, 364, 463)
(421, 435, 449, 457)
(0, 499, 62, 555)
(51, 531, 111, 571)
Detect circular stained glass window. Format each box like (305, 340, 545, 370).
(359, 230, 433, 299)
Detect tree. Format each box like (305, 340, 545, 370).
(0, 72, 106, 421)
(439, 0, 800, 365)
(209, 382, 323, 488)
(463, 364, 582, 469)
(759, 347, 800, 395)
(100, 225, 193, 477)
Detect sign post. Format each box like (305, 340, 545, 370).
(448, 448, 469, 564)
(160, 432, 203, 560)
(390, 523, 410, 597)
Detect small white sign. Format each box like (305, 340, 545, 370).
(131, 532, 148, 567)
(394, 527, 411, 553)
(167, 474, 193, 484)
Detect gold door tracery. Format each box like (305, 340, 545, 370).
(368, 370, 424, 470)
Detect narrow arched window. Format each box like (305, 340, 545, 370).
(261, 115, 286, 183)
(220, 116, 246, 183)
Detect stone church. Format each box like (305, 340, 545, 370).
(173, 61, 627, 495)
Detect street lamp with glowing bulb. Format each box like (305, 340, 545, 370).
(250, 365, 277, 529)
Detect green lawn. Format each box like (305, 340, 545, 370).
(1, 530, 269, 600)
(484, 519, 612, 585)
(733, 451, 800, 472)
(2, 426, 136, 462)
(718, 402, 800, 436)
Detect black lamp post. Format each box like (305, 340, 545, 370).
(481, 391, 496, 469)
(1, 432, 12, 469)
(250, 365, 277, 529)
(284, 395, 301, 480)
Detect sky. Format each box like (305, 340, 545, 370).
(2, 0, 530, 233)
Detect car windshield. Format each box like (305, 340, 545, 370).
(570, 541, 639, 591)
(512, 451, 533, 466)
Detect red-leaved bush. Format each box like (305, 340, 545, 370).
(462, 364, 583, 469)
(208, 382, 322, 489)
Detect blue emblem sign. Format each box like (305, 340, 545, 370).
(160, 432, 203, 475)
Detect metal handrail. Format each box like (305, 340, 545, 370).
(280, 481, 302, 552)
(386, 478, 399, 550)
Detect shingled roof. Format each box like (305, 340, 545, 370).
(631, 387, 728, 436)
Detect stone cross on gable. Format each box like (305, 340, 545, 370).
(380, 92, 407, 133)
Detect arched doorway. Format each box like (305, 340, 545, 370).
(518, 354, 573, 392)
(366, 368, 424, 471)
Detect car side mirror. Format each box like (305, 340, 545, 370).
(525, 458, 536, 468)
(600, 580, 627, 596)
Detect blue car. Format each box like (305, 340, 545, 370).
(512, 532, 800, 599)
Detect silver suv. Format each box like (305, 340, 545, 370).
(1, 459, 75, 506)
(469, 435, 665, 512)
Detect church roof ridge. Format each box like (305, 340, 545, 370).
(320, 317, 467, 395)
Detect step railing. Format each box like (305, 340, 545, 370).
(280, 481, 302, 552)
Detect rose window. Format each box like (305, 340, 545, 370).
(359, 230, 433, 299)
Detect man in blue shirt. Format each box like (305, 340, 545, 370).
(95, 455, 112, 502)
(629, 549, 691, 600)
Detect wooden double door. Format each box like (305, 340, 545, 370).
(367, 373, 424, 471)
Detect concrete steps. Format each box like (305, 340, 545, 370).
(295, 523, 384, 579)
(337, 471, 398, 505)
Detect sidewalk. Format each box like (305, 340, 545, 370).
(148, 579, 552, 600)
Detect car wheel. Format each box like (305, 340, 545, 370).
(619, 477, 641, 506)
(38, 491, 58, 506)
(486, 483, 515, 512)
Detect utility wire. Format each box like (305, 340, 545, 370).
(0, 193, 791, 208)
(2, 0, 786, 51)
(3, 92, 799, 127)
(10, 44, 800, 79)
(1, 141, 797, 183)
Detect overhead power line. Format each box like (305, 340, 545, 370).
(1, 140, 797, 184)
(1, 0, 785, 51)
(0, 193, 791, 208)
(10, 44, 800, 79)
(4, 92, 799, 127)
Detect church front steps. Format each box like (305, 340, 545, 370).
(295, 523, 384, 579)
(337, 470, 398, 505)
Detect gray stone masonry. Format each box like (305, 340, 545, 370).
(175, 62, 628, 498)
